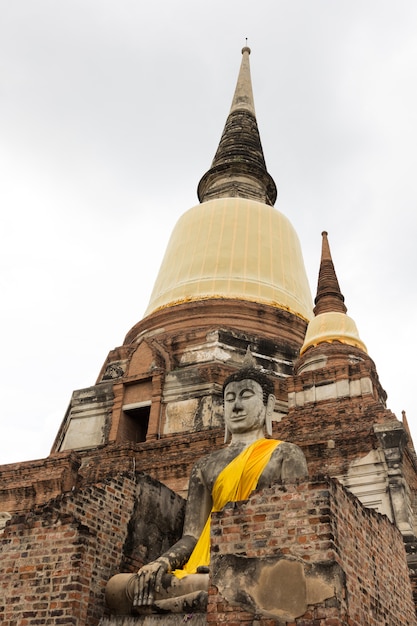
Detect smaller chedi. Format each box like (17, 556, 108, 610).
(105, 356, 308, 615)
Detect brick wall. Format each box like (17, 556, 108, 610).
(277, 394, 395, 478)
(0, 472, 183, 626)
(0, 452, 81, 513)
(74, 432, 224, 497)
(208, 477, 416, 625)
(1, 470, 415, 625)
(0, 431, 223, 517)
(329, 477, 416, 625)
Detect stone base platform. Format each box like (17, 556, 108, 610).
(100, 615, 206, 626)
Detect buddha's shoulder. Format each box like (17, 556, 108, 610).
(273, 440, 304, 456)
(267, 440, 308, 481)
(194, 445, 239, 469)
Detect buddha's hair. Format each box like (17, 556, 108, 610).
(222, 367, 274, 405)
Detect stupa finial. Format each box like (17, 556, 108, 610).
(197, 47, 277, 206)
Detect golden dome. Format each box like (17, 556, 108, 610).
(144, 197, 314, 320)
(300, 312, 367, 355)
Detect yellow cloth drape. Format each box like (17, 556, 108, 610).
(173, 438, 281, 579)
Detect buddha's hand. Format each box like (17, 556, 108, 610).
(133, 558, 170, 607)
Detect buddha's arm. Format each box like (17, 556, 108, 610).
(134, 460, 212, 606)
(154, 461, 212, 570)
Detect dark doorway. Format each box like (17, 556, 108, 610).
(122, 404, 151, 443)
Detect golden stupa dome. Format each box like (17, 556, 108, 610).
(144, 197, 314, 321)
(300, 311, 367, 355)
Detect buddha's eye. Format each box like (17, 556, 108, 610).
(241, 390, 255, 399)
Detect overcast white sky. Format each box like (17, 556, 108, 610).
(1, 1, 416, 465)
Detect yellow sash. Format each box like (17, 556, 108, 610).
(173, 438, 281, 579)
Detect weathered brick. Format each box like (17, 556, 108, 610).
(208, 478, 416, 625)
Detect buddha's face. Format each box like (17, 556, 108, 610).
(224, 379, 266, 435)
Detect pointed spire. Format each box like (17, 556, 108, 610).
(299, 231, 367, 356)
(313, 231, 347, 315)
(229, 46, 256, 116)
(197, 47, 277, 206)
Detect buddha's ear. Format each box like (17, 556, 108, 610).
(224, 424, 231, 444)
(265, 394, 275, 437)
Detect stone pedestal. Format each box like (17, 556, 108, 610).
(100, 616, 206, 626)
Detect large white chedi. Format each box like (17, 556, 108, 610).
(145, 197, 313, 321)
(145, 48, 314, 323)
